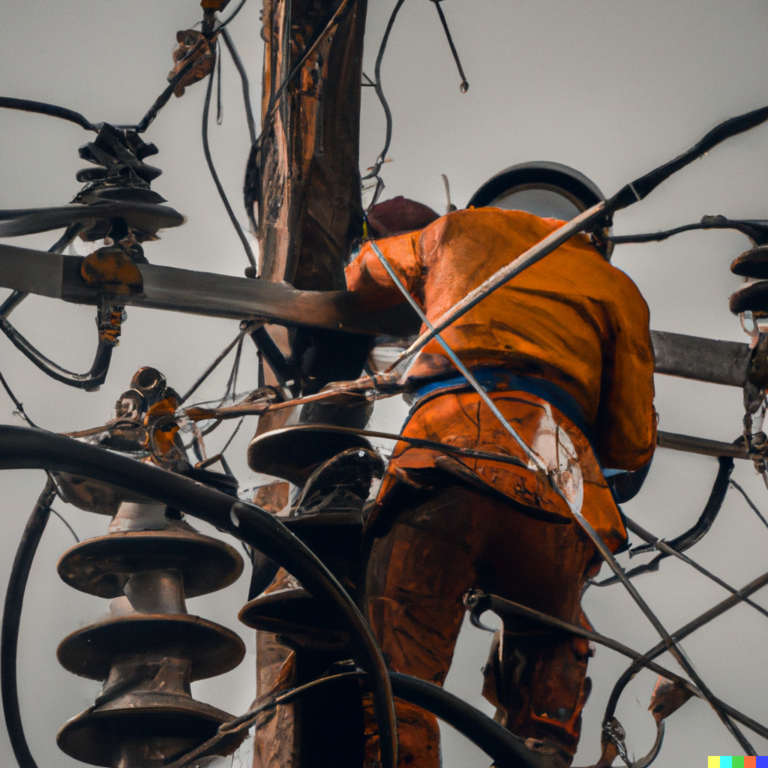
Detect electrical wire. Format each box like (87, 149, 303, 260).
(0, 370, 37, 429)
(429, 0, 468, 92)
(180, 330, 247, 405)
(50, 508, 80, 544)
(0, 97, 97, 132)
(361, 0, 406, 182)
(730, 477, 768, 531)
(1, 477, 56, 768)
(202, 48, 258, 270)
(216, 0, 249, 32)
(0, 425, 399, 768)
(220, 28, 257, 145)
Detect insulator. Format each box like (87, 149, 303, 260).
(731, 245, 768, 279)
(55, 501, 246, 768)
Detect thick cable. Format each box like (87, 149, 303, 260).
(362, 0, 406, 181)
(0, 426, 398, 768)
(202, 51, 257, 270)
(1, 476, 56, 768)
(0, 97, 97, 131)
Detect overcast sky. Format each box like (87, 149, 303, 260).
(2, 1, 768, 766)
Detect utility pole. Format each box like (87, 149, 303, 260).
(245, 3, 371, 767)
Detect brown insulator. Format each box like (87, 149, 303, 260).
(57, 528, 243, 599)
(731, 245, 768, 278)
(729, 279, 768, 314)
(239, 586, 349, 652)
(56, 501, 246, 767)
(246, 426, 371, 485)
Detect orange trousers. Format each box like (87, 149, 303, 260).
(363, 484, 599, 767)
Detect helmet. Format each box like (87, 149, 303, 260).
(467, 161, 613, 258)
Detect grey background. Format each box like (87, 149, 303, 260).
(1, 1, 768, 765)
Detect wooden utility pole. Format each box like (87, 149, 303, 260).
(245, 2, 370, 767)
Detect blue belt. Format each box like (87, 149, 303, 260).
(409, 367, 594, 446)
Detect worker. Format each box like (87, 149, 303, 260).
(345, 170, 657, 768)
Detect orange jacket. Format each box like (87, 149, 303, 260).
(346, 207, 656, 471)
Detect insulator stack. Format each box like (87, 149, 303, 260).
(241, 431, 383, 651)
(730, 245, 768, 316)
(55, 500, 246, 768)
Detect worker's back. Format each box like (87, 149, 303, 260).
(346, 207, 656, 469)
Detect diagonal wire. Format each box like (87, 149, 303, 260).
(180, 330, 246, 405)
(729, 478, 768, 531)
(0, 370, 37, 429)
(220, 28, 257, 144)
(573, 510, 755, 754)
(622, 515, 768, 620)
(49, 508, 79, 543)
(365, 236, 547, 473)
(429, 0, 469, 92)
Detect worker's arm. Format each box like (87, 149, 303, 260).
(345, 231, 425, 309)
(593, 274, 658, 471)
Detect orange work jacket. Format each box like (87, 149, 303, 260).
(345, 208, 657, 547)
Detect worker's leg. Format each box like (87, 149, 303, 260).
(480, 503, 598, 764)
(363, 486, 483, 768)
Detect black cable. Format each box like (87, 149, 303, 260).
(216, 0, 249, 32)
(180, 330, 245, 405)
(1, 476, 56, 768)
(361, 0, 406, 181)
(221, 28, 257, 144)
(429, 0, 468, 92)
(202, 50, 258, 270)
(0, 371, 37, 429)
(134, 37, 212, 133)
(0, 97, 97, 132)
(730, 477, 768, 531)
(0, 425, 398, 768)
(50, 508, 79, 544)
(608, 216, 768, 245)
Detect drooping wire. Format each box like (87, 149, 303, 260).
(50, 508, 80, 544)
(429, 0, 469, 92)
(730, 477, 768, 531)
(361, 0, 406, 182)
(220, 28, 257, 144)
(0, 370, 37, 429)
(202, 47, 258, 270)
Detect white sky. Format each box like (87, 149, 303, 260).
(2, 1, 768, 766)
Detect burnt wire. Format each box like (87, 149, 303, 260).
(202, 47, 258, 270)
(729, 477, 768, 531)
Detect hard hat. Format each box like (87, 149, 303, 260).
(467, 161, 613, 258)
